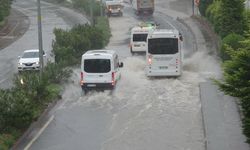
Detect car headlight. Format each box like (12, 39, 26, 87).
(36, 62, 39, 65)
(18, 62, 22, 65)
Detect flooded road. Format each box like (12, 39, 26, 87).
(29, 0, 222, 150)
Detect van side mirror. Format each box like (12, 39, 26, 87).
(119, 62, 123, 68)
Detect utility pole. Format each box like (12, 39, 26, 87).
(192, 0, 194, 16)
(100, 2, 103, 17)
(90, 0, 94, 25)
(37, 0, 44, 78)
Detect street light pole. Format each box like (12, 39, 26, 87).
(90, 0, 94, 25)
(37, 0, 44, 78)
(192, 0, 194, 15)
(100, 2, 103, 16)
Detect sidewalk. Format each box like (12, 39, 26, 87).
(176, 8, 250, 150)
(200, 82, 249, 150)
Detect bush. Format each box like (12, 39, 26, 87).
(219, 0, 245, 38)
(199, 0, 213, 16)
(52, 24, 106, 66)
(72, 0, 101, 16)
(220, 33, 245, 61)
(216, 47, 250, 142)
(95, 17, 111, 46)
(0, 128, 21, 150)
(205, 0, 222, 34)
(0, 88, 35, 130)
(43, 62, 72, 84)
(0, 0, 11, 22)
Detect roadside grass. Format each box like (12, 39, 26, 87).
(0, 20, 6, 29)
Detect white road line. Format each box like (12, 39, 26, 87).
(24, 115, 55, 150)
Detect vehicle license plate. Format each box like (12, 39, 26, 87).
(159, 66, 168, 69)
(87, 84, 96, 87)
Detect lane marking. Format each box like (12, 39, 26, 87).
(24, 115, 55, 150)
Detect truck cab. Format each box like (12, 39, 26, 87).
(105, 0, 123, 17)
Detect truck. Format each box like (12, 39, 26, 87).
(105, 0, 123, 17)
(131, 0, 154, 15)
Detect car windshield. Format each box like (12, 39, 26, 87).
(84, 59, 111, 73)
(148, 38, 178, 54)
(22, 51, 39, 58)
(133, 34, 148, 42)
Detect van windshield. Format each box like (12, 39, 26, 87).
(148, 38, 178, 54)
(84, 59, 111, 73)
(133, 34, 148, 42)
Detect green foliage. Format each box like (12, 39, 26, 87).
(52, 24, 106, 66)
(45, 84, 61, 100)
(205, 0, 222, 33)
(0, 88, 35, 130)
(0, 0, 12, 22)
(243, 9, 250, 32)
(0, 61, 71, 148)
(219, 0, 245, 37)
(0, 128, 21, 149)
(72, 0, 101, 16)
(216, 34, 250, 141)
(243, 118, 250, 143)
(42, 62, 72, 84)
(95, 17, 112, 46)
(219, 49, 250, 98)
(199, 0, 214, 16)
(220, 33, 245, 61)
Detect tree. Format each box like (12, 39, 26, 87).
(220, 33, 245, 61)
(219, 0, 245, 37)
(199, 0, 214, 16)
(216, 31, 250, 142)
(0, 0, 12, 22)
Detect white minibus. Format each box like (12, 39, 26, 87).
(130, 26, 154, 54)
(146, 29, 183, 77)
(80, 50, 123, 92)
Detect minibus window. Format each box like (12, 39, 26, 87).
(133, 34, 148, 42)
(84, 59, 111, 73)
(148, 38, 178, 54)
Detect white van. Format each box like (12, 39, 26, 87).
(80, 50, 123, 91)
(130, 25, 155, 54)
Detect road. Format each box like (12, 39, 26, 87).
(0, 0, 88, 89)
(24, 0, 222, 150)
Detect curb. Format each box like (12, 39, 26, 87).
(11, 99, 60, 150)
(199, 83, 208, 150)
(176, 16, 198, 52)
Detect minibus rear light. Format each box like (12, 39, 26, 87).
(148, 55, 152, 65)
(80, 72, 84, 85)
(112, 72, 115, 86)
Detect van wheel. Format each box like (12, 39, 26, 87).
(81, 89, 88, 96)
(130, 48, 134, 55)
(109, 86, 116, 95)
